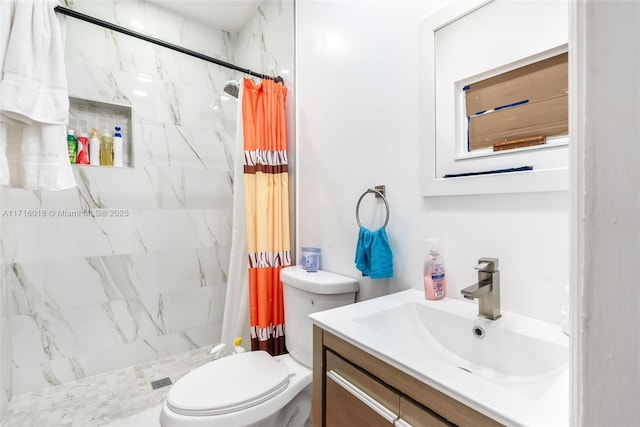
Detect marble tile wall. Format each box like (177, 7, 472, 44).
(0, 218, 8, 418)
(236, 0, 295, 88)
(0, 0, 293, 412)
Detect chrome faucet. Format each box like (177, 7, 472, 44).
(461, 257, 501, 320)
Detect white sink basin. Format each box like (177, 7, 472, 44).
(310, 289, 569, 426)
(352, 297, 567, 399)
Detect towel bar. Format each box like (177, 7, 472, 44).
(356, 186, 390, 228)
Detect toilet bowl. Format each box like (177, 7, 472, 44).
(159, 266, 358, 427)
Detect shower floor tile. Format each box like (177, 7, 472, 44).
(2, 345, 214, 427)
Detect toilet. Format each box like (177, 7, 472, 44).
(159, 266, 358, 427)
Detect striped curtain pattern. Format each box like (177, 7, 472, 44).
(242, 77, 291, 356)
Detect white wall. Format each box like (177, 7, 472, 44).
(575, 1, 640, 424)
(296, 0, 569, 325)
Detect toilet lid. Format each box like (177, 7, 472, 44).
(166, 351, 290, 416)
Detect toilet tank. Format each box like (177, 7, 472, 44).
(280, 266, 358, 368)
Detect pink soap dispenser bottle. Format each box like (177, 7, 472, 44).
(424, 238, 446, 300)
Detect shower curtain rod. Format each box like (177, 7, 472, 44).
(54, 6, 284, 83)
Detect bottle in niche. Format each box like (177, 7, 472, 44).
(424, 238, 446, 300)
(112, 126, 124, 167)
(67, 129, 77, 163)
(76, 131, 89, 165)
(99, 129, 113, 166)
(89, 128, 101, 166)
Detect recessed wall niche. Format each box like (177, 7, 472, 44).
(67, 97, 134, 168)
(420, 0, 569, 196)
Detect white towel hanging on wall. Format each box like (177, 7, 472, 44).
(0, 0, 75, 190)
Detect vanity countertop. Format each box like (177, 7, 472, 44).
(310, 289, 569, 427)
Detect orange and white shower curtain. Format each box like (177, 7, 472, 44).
(242, 78, 291, 356)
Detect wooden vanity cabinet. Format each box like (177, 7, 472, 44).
(312, 325, 503, 427)
(325, 349, 401, 426)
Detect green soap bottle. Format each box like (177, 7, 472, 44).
(99, 129, 114, 166)
(67, 129, 78, 163)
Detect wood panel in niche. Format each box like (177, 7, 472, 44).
(465, 52, 568, 151)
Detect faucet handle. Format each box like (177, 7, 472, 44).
(475, 257, 499, 272)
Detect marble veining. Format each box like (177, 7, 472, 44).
(0, 0, 292, 418)
(6, 242, 228, 394)
(1, 0, 236, 395)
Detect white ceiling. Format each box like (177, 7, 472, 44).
(145, 0, 262, 33)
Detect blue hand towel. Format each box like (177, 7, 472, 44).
(355, 226, 393, 279)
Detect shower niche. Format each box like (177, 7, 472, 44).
(419, 0, 570, 196)
(67, 96, 134, 168)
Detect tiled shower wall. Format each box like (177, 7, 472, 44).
(0, 0, 235, 400)
(0, 0, 293, 413)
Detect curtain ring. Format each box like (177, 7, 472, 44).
(356, 188, 390, 228)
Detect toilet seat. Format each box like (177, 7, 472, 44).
(160, 354, 312, 426)
(166, 351, 290, 417)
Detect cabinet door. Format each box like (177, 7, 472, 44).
(398, 396, 455, 427)
(326, 370, 397, 426)
(326, 350, 399, 426)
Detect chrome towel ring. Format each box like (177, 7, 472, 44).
(356, 186, 390, 228)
